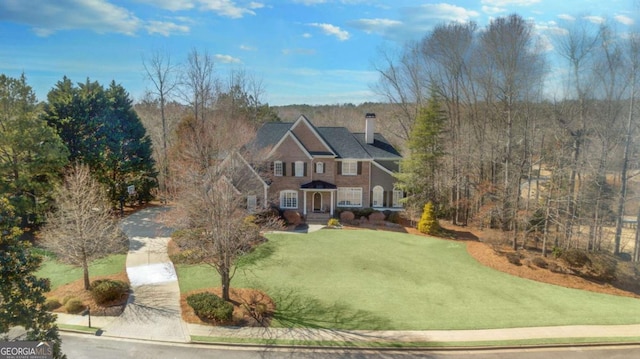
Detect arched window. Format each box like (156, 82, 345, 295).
(372, 185, 384, 207)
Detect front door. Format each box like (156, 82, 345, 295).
(313, 192, 322, 212)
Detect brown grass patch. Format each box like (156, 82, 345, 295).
(181, 288, 275, 327)
(46, 271, 130, 316)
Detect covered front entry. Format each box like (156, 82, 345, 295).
(300, 180, 337, 216)
(313, 192, 322, 212)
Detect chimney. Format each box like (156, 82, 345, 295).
(365, 113, 376, 144)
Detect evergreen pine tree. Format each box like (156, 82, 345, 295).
(418, 201, 440, 235)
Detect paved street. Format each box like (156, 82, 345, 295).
(60, 333, 640, 359)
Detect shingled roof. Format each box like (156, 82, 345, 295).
(253, 119, 401, 160)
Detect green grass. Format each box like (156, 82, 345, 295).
(36, 253, 127, 290)
(190, 335, 640, 348)
(57, 324, 100, 334)
(175, 229, 640, 331)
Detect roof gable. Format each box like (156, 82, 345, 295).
(290, 115, 335, 156)
(267, 130, 313, 159)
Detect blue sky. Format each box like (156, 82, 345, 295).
(0, 0, 637, 105)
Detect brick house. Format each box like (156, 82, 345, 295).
(250, 113, 403, 221)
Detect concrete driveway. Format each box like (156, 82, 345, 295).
(102, 206, 190, 343)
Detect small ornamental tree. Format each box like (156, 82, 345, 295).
(41, 164, 126, 290)
(417, 202, 440, 235)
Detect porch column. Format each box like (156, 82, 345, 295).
(330, 191, 334, 216)
(303, 190, 307, 216)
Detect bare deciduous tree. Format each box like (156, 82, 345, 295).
(41, 164, 125, 290)
(143, 50, 179, 199)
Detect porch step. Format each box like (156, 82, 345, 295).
(305, 212, 331, 224)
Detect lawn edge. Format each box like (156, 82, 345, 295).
(190, 334, 640, 349)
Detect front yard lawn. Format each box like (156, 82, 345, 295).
(175, 229, 640, 331)
(35, 249, 127, 290)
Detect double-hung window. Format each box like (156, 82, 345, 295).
(337, 187, 362, 207)
(315, 162, 324, 174)
(274, 161, 283, 176)
(342, 160, 357, 176)
(392, 188, 404, 207)
(295, 161, 304, 177)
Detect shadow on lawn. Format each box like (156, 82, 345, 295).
(269, 287, 392, 333)
(255, 288, 440, 359)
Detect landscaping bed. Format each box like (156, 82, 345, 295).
(181, 288, 275, 327)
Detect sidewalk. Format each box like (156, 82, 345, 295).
(186, 323, 640, 344)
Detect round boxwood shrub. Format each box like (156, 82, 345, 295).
(90, 279, 130, 305)
(65, 298, 85, 314)
(44, 297, 62, 311)
(186, 292, 233, 323)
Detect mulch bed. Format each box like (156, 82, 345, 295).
(46, 272, 130, 316)
(181, 287, 275, 327)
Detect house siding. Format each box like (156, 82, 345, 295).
(291, 121, 330, 153)
(335, 161, 371, 208)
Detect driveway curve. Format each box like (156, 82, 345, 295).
(102, 206, 189, 343)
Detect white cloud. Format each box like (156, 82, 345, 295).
(136, 0, 196, 11)
(615, 15, 634, 26)
(557, 14, 575, 21)
(248, 2, 264, 9)
(0, 0, 141, 36)
(199, 0, 257, 18)
(409, 4, 480, 23)
(308, 23, 350, 41)
(482, 6, 506, 15)
(348, 18, 402, 35)
(239, 44, 257, 51)
(481, 0, 541, 6)
(145, 21, 190, 36)
(583, 15, 605, 24)
(536, 21, 568, 36)
(214, 54, 242, 63)
(302, 33, 312, 38)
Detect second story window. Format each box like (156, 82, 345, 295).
(295, 161, 304, 177)
(315, 162, 324, 174)
(342, 160, 357, 176)
(274, 161, 283, 176)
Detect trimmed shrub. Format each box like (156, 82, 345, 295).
(561, 248, 591, 268)
(90, 279, 130, 305)
(417, 202, 440, 235)
(327, 218, 340, 227)
(505, 252, 522, 266)
(386, 211, 401, 224)
(283, 210, 302, 225)
(61, 296, 73, 305)
(587, 253, 617, 282)
(44, 297, 62, 311)
(340, 211, 355, 223)
(65, 298, 85, 314)
(187, 292, 233, 323)
(531, 256, 548, 269)
(369, 211, 385, 225)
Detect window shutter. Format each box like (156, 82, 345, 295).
(282, 162, 286, 176)
(337, 162, 342, 175)
(270, 162, 274, 173)
(291, 163, 295, 176)
(357, 161, 362, 175)
(314, 162, 317, 173)
(304, 163, 307, 176)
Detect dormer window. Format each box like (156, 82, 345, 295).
(315, 162, 324, 174)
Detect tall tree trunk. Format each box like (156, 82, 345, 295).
(82, 258, 90, 291)
(614, 63, 636, 255)
(221, 267, 230, 302)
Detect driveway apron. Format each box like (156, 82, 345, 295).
(102, 206, 190, 343)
